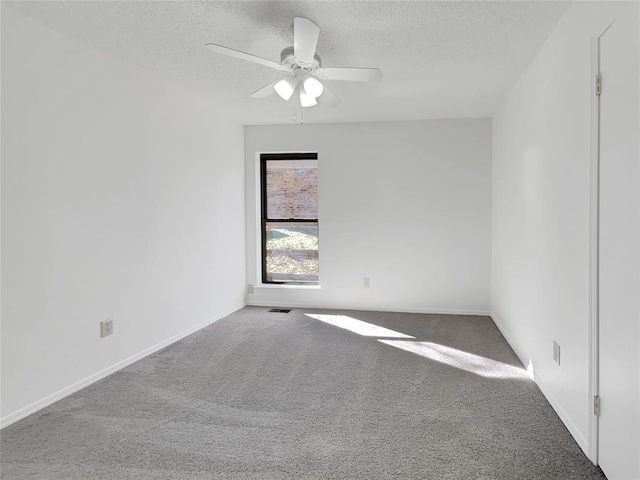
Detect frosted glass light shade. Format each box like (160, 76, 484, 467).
(303, 77, 324, 98)
(300, 87, 317, 107)
(274, 78, 296, 100)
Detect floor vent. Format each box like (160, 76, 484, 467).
(268, 308, 291, 313)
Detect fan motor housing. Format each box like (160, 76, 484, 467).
(280, 46, 321, 72)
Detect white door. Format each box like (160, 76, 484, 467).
(598, 5, 640, 479)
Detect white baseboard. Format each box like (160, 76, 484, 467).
(248, 301, 490, 317)
(491, 312, 589, 456)
(0, 303, 245, 430)
(532, 370, 589, 455)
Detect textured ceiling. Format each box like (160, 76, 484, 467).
(7, 1, 570, 125)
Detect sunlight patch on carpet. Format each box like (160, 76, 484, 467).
(379, 340, 530, 380)
(305, 314, 415, 338)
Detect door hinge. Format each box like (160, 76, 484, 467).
(594, 395, 601, 416)
(596, 75, 602, 96)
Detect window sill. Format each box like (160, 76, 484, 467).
(254, 283, 322, 290)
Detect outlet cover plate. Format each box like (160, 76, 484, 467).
(101, 319, 113, 338)
(553, 340, 560, 365)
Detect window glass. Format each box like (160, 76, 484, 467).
(261, 154, 318, 284)
(265, 159, 318, 219)
(265, 222, 318, 283)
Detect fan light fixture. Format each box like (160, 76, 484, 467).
(274, 76, 324, 107)
(303, 77, 324, 98)
(274, 78, 296, 101)
(299, 85, 318, 107)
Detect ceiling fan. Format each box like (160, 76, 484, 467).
(205, 17, 383, 108)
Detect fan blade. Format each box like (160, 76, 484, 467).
(317, 84, 341, 107)
(250, 80, 279, 98)
(205, 43, 289, 71)
(294, 17, 320, 65)
(317, 67, 383, 82)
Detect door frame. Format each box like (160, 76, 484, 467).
(588, 16, 623, 466)
(588, 34, 600, 466)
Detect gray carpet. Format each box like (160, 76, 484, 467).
(1, 307, 606, 479)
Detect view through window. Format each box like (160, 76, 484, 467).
(261, 153, 318, 284)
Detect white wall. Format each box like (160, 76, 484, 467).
(491, 0, 638, 468)
(1, 7, 246, 425)
(245, 119, 491, 314)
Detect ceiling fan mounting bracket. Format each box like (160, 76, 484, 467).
(280, 46, 321, 73)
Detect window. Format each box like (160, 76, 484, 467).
(261, 153, 318, 284)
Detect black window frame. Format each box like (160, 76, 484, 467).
(260, 152, 319, 285)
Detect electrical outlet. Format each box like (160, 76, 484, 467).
(363, 277, 370, 288)
(247, 284, 254, 294)
(100, 319, 113, 338)
(553, 340, 560, 365)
